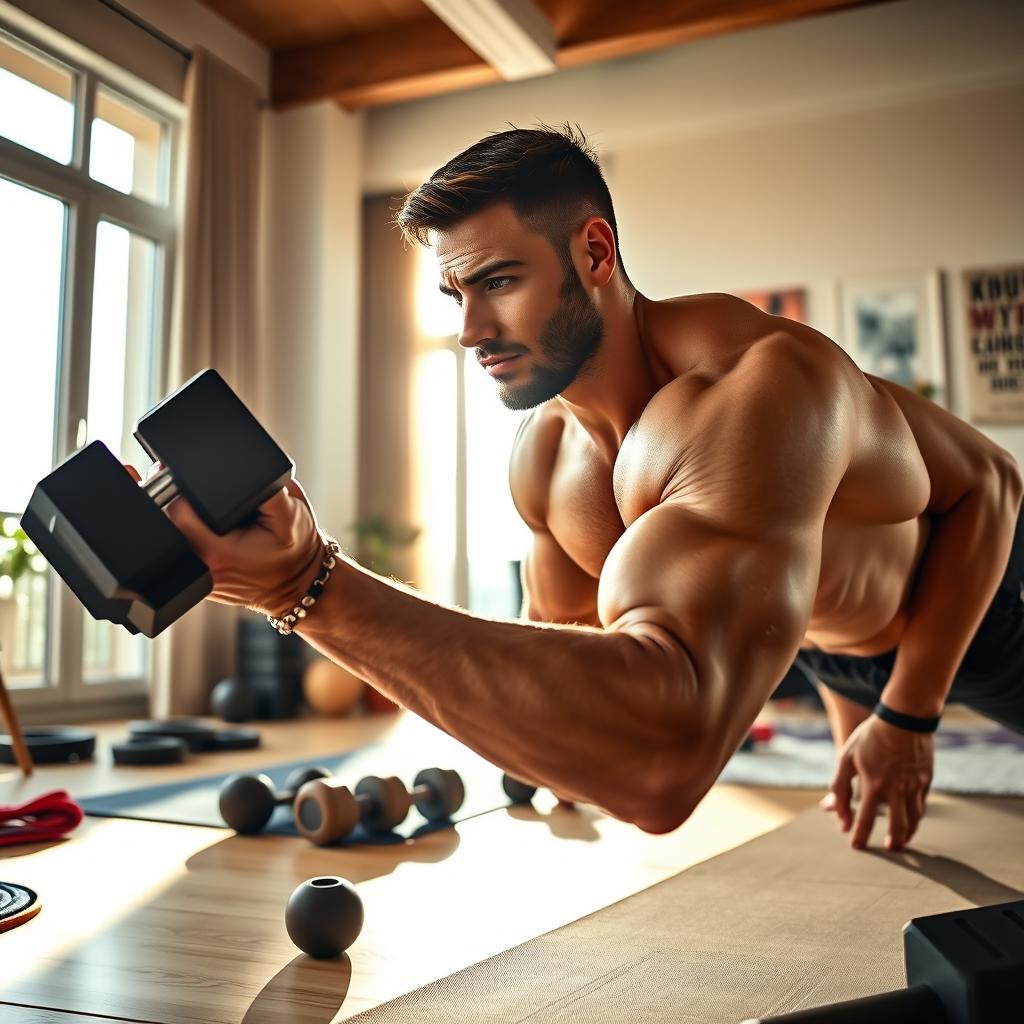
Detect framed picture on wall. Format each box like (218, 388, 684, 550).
(737, 287, 808, 323)
(837, 271, 948, 406)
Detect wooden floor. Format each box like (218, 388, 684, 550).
(0, 711, 820, 1023)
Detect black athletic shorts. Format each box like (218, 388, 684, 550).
(794, 503, 1024, 734)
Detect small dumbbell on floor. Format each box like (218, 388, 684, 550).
(219, 766, 330, 834)
(294, 768, 465, 846)
(502, 772, 578, 809)
(502, 773, 540, 804)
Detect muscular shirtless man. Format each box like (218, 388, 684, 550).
(161, 126, 1024, 853)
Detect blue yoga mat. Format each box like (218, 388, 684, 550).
(78, 738, 512, 844)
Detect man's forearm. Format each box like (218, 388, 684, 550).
(295, 556, 705, 830)
(884, 466, 1023, 717)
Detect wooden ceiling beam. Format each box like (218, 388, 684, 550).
(272, 17, 500, 109)
(270, 0, 889, 111)
(555, 0, 890, 68)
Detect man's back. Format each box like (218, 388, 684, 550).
(510, 292, 1002, 656)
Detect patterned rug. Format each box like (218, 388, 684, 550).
(720, 719, 1024, 795)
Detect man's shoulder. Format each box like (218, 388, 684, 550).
(644, 325, 846, 426)
(644, 291, 774, 345)
(620, 327, 854, 520)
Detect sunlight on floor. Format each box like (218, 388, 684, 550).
(0, 816, 225, 990)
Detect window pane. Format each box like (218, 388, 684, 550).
(83, 221, 159, 682)
(90, 86, 165, 205)
(464, 350, 531, 617)
(0, 178, 65, 511)
(0, 176, 65, 685)
(412, 349, 457, 603)
(0, 33, 75, 164)
(0, 520, 50, 687)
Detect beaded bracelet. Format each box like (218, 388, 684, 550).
(266, 537, 343, 635)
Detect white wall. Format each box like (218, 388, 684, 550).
(364, 0, 1024, 190)
(364, 0, 1024, 460)
(260, 102, 364, 536)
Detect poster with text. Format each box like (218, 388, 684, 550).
(964, 264, 1024, 424)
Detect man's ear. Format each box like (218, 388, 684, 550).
(576, 216, 617, 287)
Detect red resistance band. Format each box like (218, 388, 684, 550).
(0, 789, 84, 846)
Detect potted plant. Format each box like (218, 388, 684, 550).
(345, 514, 420, 713)
(348, 514, 420, 580)
(0, 517, 46, 661)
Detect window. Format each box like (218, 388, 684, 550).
(0, 21, 180, 717)
(413, 247, 531, 615)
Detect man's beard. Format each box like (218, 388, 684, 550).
(497, 269, 604, 411)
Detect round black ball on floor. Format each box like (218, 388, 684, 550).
(285, 876, 364, 958)
(210, 678, 256, 723)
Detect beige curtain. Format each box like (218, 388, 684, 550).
(151, 47, 263, 716)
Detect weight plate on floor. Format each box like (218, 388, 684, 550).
(111, 736, 188, 765)
(209, 728, 262, 751)
(128, 719, 218, 752)
(0, 727, 96, 765)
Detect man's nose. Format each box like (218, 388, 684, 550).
(457, 299, 497, 350)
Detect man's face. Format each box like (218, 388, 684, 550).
(435, 202, 604, 410)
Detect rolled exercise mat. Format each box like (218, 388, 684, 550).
(0, 789, 84, 846)
(0, 881, 42, 933)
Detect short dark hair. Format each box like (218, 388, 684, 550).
(395, 123, 627, 280)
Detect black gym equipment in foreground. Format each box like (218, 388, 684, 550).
(744, 899, 1024, 1023)
(21, 369, 293, 638)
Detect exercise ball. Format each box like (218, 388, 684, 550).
(302, 658, 365, 717)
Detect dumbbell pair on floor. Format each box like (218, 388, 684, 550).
(219, 765, 465, 844)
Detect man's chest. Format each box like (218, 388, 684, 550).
(544, 439, 636, 579)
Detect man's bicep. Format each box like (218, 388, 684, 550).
(522, 528, 600, 626)
(597, 503, 821, 745)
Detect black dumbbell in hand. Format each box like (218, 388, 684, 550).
(219, 766, 331, 834)
(743, 898, 1024, 1023)
(22, 369, 294, 637)
(294, 767, 465, 846)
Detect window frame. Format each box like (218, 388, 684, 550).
(0, 16, 183, 721)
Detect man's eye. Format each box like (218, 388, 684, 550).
(486, 276, 513, 291)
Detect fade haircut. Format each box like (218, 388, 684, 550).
(395, 124, 628, 282)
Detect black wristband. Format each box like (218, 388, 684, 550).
(872, 701, 941, 734)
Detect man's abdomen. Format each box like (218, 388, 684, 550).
(803, 514, 932, 656)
